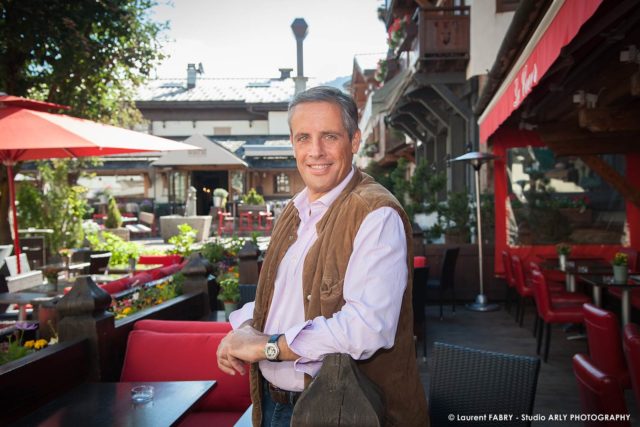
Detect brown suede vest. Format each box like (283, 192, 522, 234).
(250, 169, 429, 427)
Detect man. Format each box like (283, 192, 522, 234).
(217, 86, 428, 426)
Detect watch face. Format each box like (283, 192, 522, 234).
(265, 343, 279, 361)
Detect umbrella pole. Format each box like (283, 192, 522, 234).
(6, 163, 22, 273)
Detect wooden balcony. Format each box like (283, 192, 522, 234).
(418, 7, 470, 61)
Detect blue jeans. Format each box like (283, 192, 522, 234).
(261, 381, 294, 427)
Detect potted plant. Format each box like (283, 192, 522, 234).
(556, 244, 571, 271)
(612, 252, 629, 284)
(217, 267, 240, 320)
(213, 188, 228, 209)
(104, 196, 130, 241)
(239, 188, 266, 214)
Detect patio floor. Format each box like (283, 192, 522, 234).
(420, 303, 640, 427)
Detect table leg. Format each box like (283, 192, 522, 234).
(566, 274, 576, 292)
(18, 304, 27, 321)
(592, 286, 602, 307)
(621, 289, 631, 326)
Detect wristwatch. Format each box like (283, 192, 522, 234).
(264, 334, 283, 362)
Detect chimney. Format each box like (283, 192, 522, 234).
(290, 18, 308, 94)
(278, 68, 293, 80)
(187, 63, 197, 89)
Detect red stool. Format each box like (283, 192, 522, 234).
(217, 211, 234, 236)
(238, 211, 254, 232)
(257, 211, 273, 231)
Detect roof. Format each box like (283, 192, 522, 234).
(243, 144, 293, 157)
(137, 78, 296, 104)
(371, 68, 413, 115)
(152, 134, 247, 167)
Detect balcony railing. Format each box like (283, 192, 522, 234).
(418, 7, 470, 58)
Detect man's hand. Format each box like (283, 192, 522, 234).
(216, 325, 269, 375)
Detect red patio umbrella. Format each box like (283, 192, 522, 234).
(0, 95, 197, 273)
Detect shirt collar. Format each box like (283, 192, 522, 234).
(293, 166, 355, 215)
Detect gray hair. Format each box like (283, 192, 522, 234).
(287, 86, 359, 140)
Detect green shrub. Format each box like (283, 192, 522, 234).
(168, 223, 197, 257)
(86, 231, 140, 265)
(104, 196, 122, 229)
(242, 188, 265, 205)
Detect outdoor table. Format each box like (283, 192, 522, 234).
(11, 380, 216, 427)
(579, 275, 640, 325)
(234, 404, 253, 427)
(38, 262, 91, 280)
(0, 292, 55, 321)
(538, 259, 609, 292)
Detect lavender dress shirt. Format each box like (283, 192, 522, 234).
(230, 168, 408, 392)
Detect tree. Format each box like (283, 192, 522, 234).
(0, 0, 167, 244)
(17, 160, 92, 253)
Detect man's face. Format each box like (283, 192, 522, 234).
(290, 101, 361, 202)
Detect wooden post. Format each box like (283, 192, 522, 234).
(291, 353, 385, 426)
(55, 276, 114, 381)
(238, 240, 260, 285)
(181, 253, 213, 317)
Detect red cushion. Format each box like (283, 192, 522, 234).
(138, 254, 183, 267)
(100, 277, 133, 294)
(177, 411, 244, 427)
(131, 272, 153, 287)
(414, 256, 427, 268)
(120, 330, 250, 412)
(148, 267, 167, 280)
(134, 320, 232, 334)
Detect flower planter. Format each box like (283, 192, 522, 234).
(223, 302, 238, 321)
(160, 215, 212, 242)
(613, 265, 628, 284)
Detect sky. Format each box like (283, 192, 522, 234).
(150, 0, 388, 82)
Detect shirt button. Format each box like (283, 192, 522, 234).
(307, 295, 311, 301)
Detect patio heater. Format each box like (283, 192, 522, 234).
(449, 151, 500, 312)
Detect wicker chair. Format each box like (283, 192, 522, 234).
(430, 342, 540, 427)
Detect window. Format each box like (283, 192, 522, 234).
(496, 0, 519, 13)
(213, 127, 231, 135)
(506, 146, 626, 246)
(275, 173, 290, 194)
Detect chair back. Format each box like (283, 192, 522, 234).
(412, 266, 430, 324)
(430, 342, 540, 427)
(5, 254, 31, 275)
(88, 252, 111, 274)
(511, 255, 529, 295)
(623, 323, 640, 406)
(121, 329, 251, 412)
(439, 247, 459, 289)
(239, 284, 257, 308)
(0, 244, 13, 268)
(583, 304, 629, 388)
(572, 354, 630, 427)
(502, 250, 515, 288)
(529, 268, 551, 318)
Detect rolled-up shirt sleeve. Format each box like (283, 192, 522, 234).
(229, 301, 255, 329)
(287, 207, 408, 376)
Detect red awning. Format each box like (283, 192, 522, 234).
(478, 0, 603, 142)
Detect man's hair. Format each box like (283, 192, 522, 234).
(288, 86, 359, 140)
